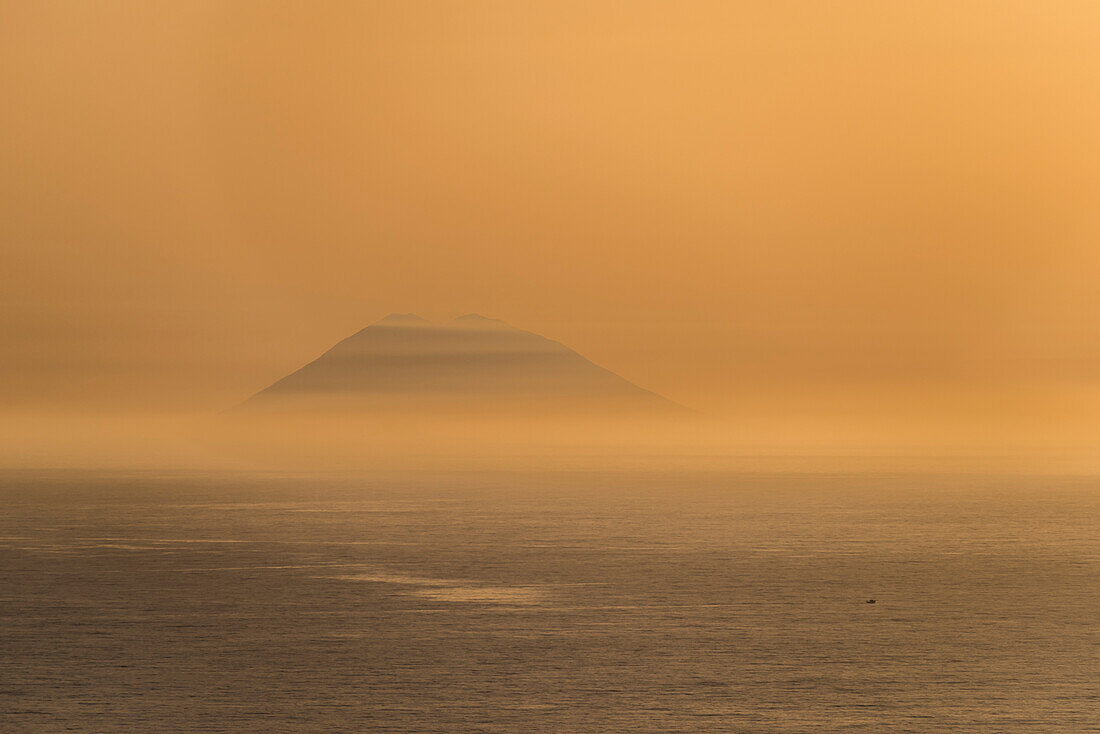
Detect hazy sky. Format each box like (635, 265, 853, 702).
(3, 1, 1100, 440)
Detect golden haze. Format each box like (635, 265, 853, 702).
(3, 2, 1100, 464)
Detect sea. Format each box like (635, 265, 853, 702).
(1, 468, 1097, 732)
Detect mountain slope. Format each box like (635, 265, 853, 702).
(243, 314, 687, 415)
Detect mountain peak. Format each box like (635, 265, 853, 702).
(376, 313, 428, 324)
(452, 313, 510, 328)
(244, 315, 691, 416)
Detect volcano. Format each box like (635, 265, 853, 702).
(242, 313, 688, 415)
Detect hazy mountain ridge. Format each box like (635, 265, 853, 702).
(243, 314, 688, 415)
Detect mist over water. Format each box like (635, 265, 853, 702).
(3, 468, 1097, 732)
(6, 2, 1100, 731)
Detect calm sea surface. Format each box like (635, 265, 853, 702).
(2, 469, 1097, 732)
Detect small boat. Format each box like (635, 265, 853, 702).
(866, 599, 876, 604)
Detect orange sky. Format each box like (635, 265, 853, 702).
(3, 1, 1100, 446)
